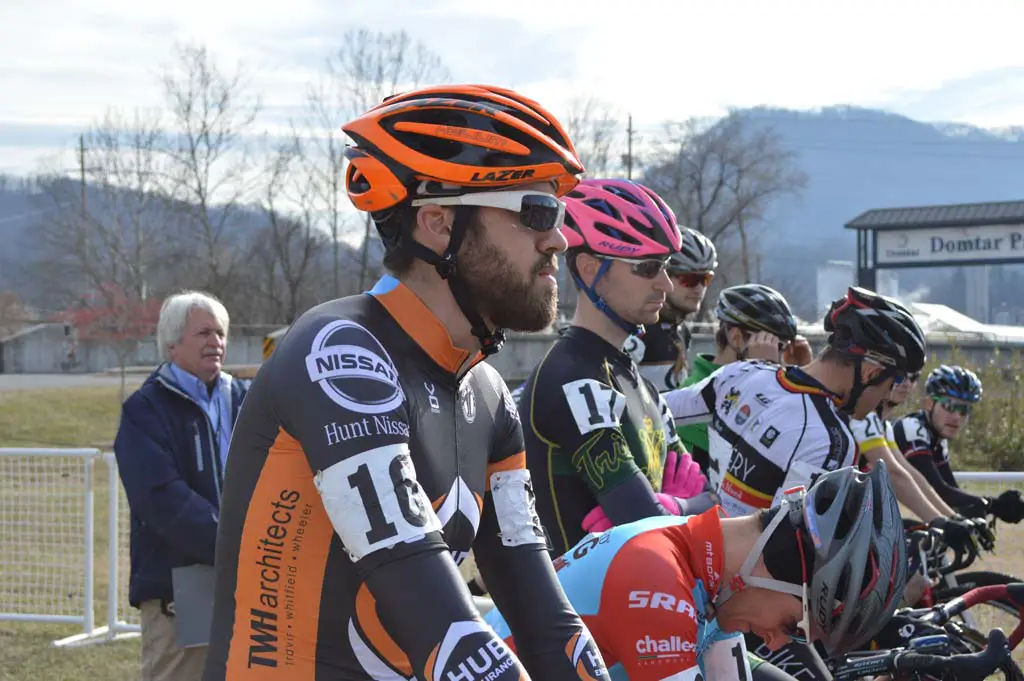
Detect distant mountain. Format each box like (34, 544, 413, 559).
(725, 106, 1024, 317)
(4, 105, 1024, 318)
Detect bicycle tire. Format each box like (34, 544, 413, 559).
(933, 571, 1021, 606)
(931, 571, 1023, 646)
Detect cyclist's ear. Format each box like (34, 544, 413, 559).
(860, 362, 886, 385)
(415, 203, 456, 243)
(574, 252, 602, 286)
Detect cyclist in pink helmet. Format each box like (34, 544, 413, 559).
(516, 179, 716, 557)
(561, 179, 683, 335)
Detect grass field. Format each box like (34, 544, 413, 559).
(2, 383, 1024, 681)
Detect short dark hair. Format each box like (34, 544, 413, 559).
(758, 508, 811, 586)
(378, 205, 485, 277)
(379, 206, 417, 276)
(715, 323, 731, 350)
(819, 346, 855, 366)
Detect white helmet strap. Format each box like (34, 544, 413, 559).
(713, 488, 807, 611)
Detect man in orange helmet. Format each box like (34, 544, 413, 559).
(203, 86, 609, 681)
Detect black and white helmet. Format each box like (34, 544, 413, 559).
(715, 284, 798, 342)
(668, 227, 717, 273)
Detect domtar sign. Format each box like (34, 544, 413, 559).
(877, 223, 1024, 266)
(844, 199, 1024, 293)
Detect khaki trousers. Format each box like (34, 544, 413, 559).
(140, 600, 207, 681)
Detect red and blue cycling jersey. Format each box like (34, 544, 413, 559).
(484, 509, 752, 681)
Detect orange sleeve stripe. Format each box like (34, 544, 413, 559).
(486, 451, 526, 491)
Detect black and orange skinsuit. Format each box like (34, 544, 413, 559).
(203, 275, 607, 681)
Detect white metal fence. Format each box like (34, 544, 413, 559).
(0, 446, 1022, 647)
(0, 448, 137, 646)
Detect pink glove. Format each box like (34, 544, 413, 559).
(655, 492, 684, 515)
(582, 506, 613, 533)
(661, 450, 707, 499)
(581, 492, 685, 534)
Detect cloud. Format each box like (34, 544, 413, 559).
(886, 67, 1024, 128)
(2, 0, 1024, 177)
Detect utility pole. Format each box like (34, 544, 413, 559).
(78, 134, 87, 215)
(626, 114, 634, 180)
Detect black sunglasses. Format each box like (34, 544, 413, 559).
(601, 256, 669, 279)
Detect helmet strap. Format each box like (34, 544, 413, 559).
(570, 259, 644, 338)
(399, 206, 506, 357)
(839, 356, 896, 415)
(714, 491, 805, 613)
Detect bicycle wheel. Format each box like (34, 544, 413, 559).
(932, 571, 1023, 654)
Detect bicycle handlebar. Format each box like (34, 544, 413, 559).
(905, 526, 981, 577)
(831, 629, 1012, 681)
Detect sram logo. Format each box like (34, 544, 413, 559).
(627, 591, 697, 620)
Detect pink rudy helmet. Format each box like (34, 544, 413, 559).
(562, 179, 683, 258)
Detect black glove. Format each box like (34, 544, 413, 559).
(955, 497, 991, 519)
(930, 516, 973, 557)
(991, 490, 1024, 524)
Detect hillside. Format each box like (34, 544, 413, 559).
(699, 106, 1024, 317)
(3, 106, 1024, 318)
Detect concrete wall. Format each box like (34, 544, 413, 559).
(0, 323, 267, 373)
(3, 322, 1023, 377)
(492, 330, 1024, 387)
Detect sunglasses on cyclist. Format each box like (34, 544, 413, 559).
(670, 271, 714, 288)
(410, 190, 566, 232)
(907, 371, 921, 382)
(600, 256, 670, 280)
(936, 397, 972, 415)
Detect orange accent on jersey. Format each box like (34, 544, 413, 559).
(372, 282, 483, 374)
(225, 428, 332, 680)
(776, 368, 840, 403)
(354, 584, 413, 676)
(486, 451, 527, 490)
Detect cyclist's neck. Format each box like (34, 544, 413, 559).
(798, 359, 849, 404)
(399, 269, 484, 365)
(719, 514, 771, 591)
(572, 301, 630, 351)
(712, 346, 740, 366)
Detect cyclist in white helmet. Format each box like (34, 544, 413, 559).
(629, 227, 717, 391)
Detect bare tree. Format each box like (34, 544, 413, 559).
(28, 110, 175, 301)
(643, 112, 807, 281)
(25, 109, 176, 385)
(158, 42, 261, 299)
(253, 141, 327, 322)
(302, 28, 450, 294)
(563, 96, 621, 178)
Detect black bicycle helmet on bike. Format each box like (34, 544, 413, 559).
(925, 365, 983, 403)
(715, 462, 907, 656)
(715, 284, 798, 342)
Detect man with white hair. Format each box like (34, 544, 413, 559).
(113, 290, 249, 681)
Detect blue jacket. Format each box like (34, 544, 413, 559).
(113, 363, 249, 607)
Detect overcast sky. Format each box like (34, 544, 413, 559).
(2, 0, 1024, 176)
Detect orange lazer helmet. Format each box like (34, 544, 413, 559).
(342, 84, 585, 213)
